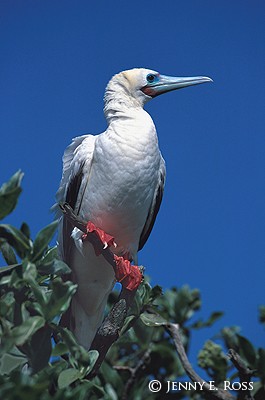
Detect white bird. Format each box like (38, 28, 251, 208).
(55, 68, 212, 349)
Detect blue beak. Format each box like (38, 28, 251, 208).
(143, 75, 213, 97)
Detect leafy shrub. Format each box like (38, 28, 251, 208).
(0, 172, 264, 399)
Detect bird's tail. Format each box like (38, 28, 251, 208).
(67, 294, 109, 350)
(58, 229, 116, 350)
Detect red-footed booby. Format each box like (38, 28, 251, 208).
(55, 68, 212, 349)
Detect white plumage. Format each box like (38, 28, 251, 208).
(55, 68, 212, 349)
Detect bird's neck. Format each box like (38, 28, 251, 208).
(103, 81, 145, 124)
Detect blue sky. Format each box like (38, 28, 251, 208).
(1, 0, 264, 360)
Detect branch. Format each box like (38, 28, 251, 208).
(88, 287, 138, 378)
(165, 323, 235, 400)
(59, 203, 142, 377)
(115, 349, 151, 400)
(227, 349, 255, 400)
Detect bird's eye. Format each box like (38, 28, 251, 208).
(146, 73, 158, 83)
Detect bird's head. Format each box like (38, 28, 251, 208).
(104, 68, 212, 119)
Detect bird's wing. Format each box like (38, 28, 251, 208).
(138, 156, 166, 251)
(56, 134, 96, 262)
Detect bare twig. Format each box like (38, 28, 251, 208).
(120, 349, 151, 400)
(165, 323, 235, 400)
(227, 349, 255, 400)
(113, 365, 133, 373)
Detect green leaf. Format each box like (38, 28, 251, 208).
(11, 316, 45, 346)
(55, 326, 79, 350)
(20, 222, 31, 239)
(221, 326, 240, 350)
(39, 246, 58, 263)
(138, 281, 152, 305)
(130, 290, 143, 316)
(0, 262, 24, 290)
(58, 354, 99, 388)
(23, 261, 38, 281)
(161, 285, 201, 323)
(149, 285, 163, 302)
(191, 311, 224, 329)
(0, 348, 27, 375)
(36, 246, 70, 275)
(0, 224, 32, 258)
(54, 326, 93, 367)
(120, 315, 136, 335)
(140, 311, 167, 327)
(23, 262, 47, 309)
(133, 318, 153, 345)
(105, 383, 118, 400)
(51, 342, 68, 357)
(0, 292, 15, 317)
(206, 311, 224, 325)
(37, 259, 71, 276)
(31, 220, 58, 262)
(28, 326, 52, 373)
(36, 246, 71, 275)
(100, 361, 123, 392)
(45, 278, 77, 321)
(83, 350, 99, 376)
(237, 334, 256, 367)
(58, 368, 82, 388)
(0, 263, 21, 276)
(0, 171, 24, 220)
(0, 241, 18, 265)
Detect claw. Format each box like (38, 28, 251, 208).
(82, 221, 116, 255)
(81, 220, 142, 290)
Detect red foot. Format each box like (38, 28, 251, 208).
(114, 255, 142, 291)
(82, 221, 116, 256)
(82, 220, 142, 291)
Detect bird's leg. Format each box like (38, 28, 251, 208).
(82, 221, 142, 291)
(60, 205, 142, 290)
(82, 221, 117, 256)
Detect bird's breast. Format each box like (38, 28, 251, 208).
(78, 112, 161, 255)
